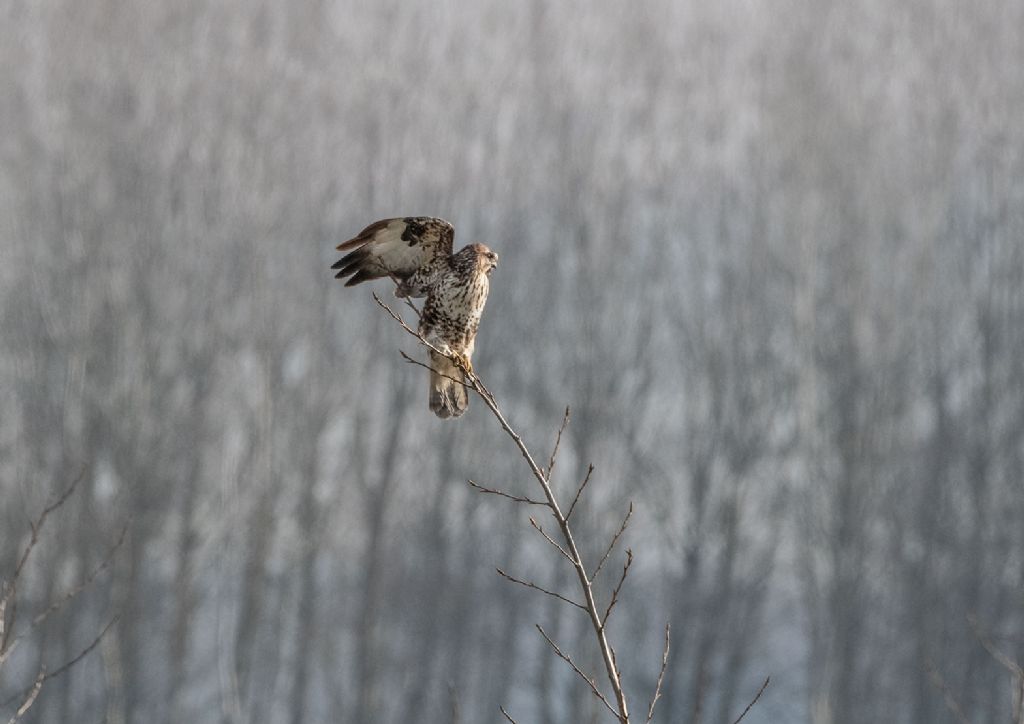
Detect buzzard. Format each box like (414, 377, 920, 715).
(332, 217, 498, 418)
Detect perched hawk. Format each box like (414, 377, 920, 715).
(332, 217, 498, 418)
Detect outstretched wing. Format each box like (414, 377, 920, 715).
(331, 217, 454, 289)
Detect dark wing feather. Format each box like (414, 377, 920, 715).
(332, 217, 454, 287)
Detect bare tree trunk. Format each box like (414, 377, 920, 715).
(169, 464, 199, 719)
(169, 367, 210, 720)
(116, 518, 145, 723)
(353, 383, 409, 723)
(233, 389, 279, 719)
(486, 534, 527, 720)
(397, 433, 459, 723)
(908, 361, 948, 724)
(288, 407, 328, 724)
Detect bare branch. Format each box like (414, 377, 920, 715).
(1, 522, 126, 672)
(467, 479, 546, 507)
(536, 624, 619, 720)
(399, 350, 471, 388)
(46, 614, 118, 679)
(0, 596, 7, 660)
(2, 471, 87, 657)
(1, 616, 119, 710)
(0, 598, 14, 663)
(0, 638, 18, 670)
(528, 517, 576, 565)
(645, 625, 671, 724)
(968, 614, 1024, 723)
(375, 293, 478, 379)
(495, 568, 586, 612)
(565, 464, 594, 522)
(6, 471, 85, 609)
(399, 293, 422, 319)
(372, 292, 418, 337)
(7, 668, 44, 724)
(968, 614, 1024, 679)
(591, 502, 634, 583)
(375, 297, 632, 722)
(34, 470, 85, 525)
(602, 549, 633, 626)
(1, 467, 120, 723)
(730, 677, 770, 724)
(454, 376, 629, 718)
(546, 407, 571, 480)
(466, 372, 499, 408)
(31, 524, 127, 630)
(499, 705, 520, 724)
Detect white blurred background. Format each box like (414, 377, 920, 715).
(2, 1, 1022, 722)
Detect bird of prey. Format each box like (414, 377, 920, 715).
(332, 217, 498, 418)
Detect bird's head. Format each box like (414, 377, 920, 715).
(471, 243, 499, 276)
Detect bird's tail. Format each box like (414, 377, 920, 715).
(429, 350, 469, 418)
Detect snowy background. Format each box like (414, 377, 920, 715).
(2, 1, 1023, 722)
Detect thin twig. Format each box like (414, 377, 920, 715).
(968, 614, 1024, 724)
(0, 596, 7, 659)
(536, 624, 619, 720)
(499, 705, 520, 724)
(2, 471, 87, 656)
(495, 569, 586, 612)
(30, 470, 85, 530)
(968, 614, 1024, 679)
(373, 293, 454, 365)
(467, 371, 499, 407)
(7, 668, 44, 724)
(373, 291, 417, 333)
(456, 380, 627, 716)
(565, 464, 594, 522)
(0, 637, 18, 670)
(7, 471, 85, 600)
(602, 549, 633, 626)
(375, 293, 477, 379)
(1, 616, 119, 710)
(31, 524, 127, 629)
(467, 479, 546, 507)
(591, 502, 634, 583)
(375, 294, 631, 722)
(43, 618, 118, 684)
(528, 517, 576, 565)
(399, 350, 471, 388)
(730, 676, 770, 724)
(546, 407, 571, 480)
(400, 294, 422, 319)
(0, 523, 125, 668)
(645, 625, 671, 724)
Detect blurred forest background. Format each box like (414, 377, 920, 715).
(2, 0, 1023, 722)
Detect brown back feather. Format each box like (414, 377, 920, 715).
(336, 218, 391, 251)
